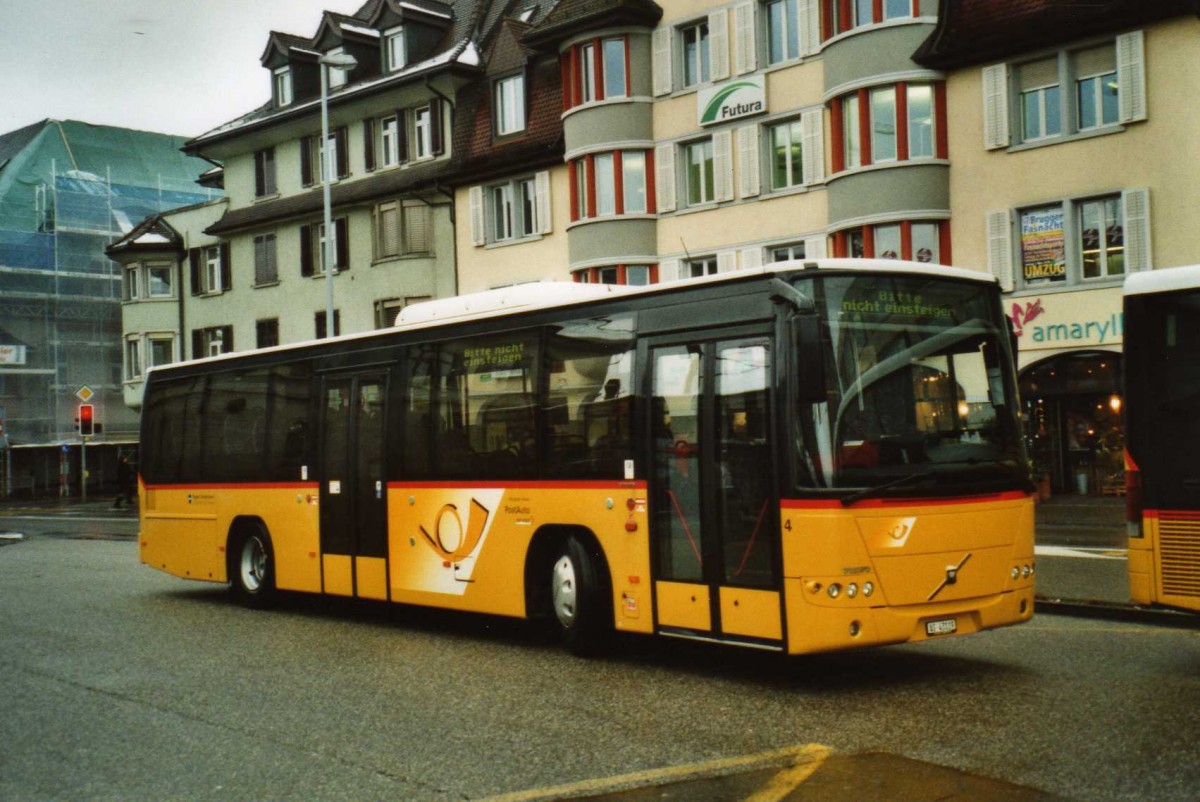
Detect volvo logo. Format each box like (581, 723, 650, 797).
(927, 553, 972, 601)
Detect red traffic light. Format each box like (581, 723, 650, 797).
(78, 404, 95, 436)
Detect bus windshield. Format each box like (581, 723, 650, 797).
(797, 273, 1026, 494)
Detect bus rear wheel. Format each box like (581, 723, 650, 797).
(550, 535, 610, 656)
(230, 528, 276, 608)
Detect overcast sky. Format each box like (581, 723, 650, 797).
(1, 0, 366, 138)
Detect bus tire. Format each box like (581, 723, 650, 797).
(229, 526, 276, 608)
(551, 535, 611, 656)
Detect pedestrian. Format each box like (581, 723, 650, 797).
(113, 454, 134, 509)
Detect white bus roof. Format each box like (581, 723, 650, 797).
(1124, 265, 1200, 296)
(392, 258, 994, 332)
(150, 258, 995, 375)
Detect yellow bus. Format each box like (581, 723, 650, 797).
(139, 259, 1036, 655)
(1124, 265, 1200, 613)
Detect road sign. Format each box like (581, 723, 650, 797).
(76, 385, 95, 403)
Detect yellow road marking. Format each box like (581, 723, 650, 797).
(742, 745, 832, 802)
(478, 743, 832, 802)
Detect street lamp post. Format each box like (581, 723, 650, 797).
(319, 52, 358, 338)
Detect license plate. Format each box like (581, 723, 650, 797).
(925, 618, 957, 636)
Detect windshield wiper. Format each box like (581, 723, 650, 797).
(840, 470, 939, 507)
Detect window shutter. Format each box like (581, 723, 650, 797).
(1116, 31, 1147, 123)
(1122, 188, 1151, 273)
(733, 3, 756, 75)
(364, 119, 377, 172)
(655, 143, 676, 213)
(335, 127, 349, 179)
(378, 203, 400, 256)
(982, 64, 1010, 150)
(221, 325, 234, 354)
(397, 109, 410, 164)
(469, 186, 486, 246)
(300, 224, 314, 277)
(404, 203, 431, 253)
(800, 0, 820, 55)
(804, 235, 827, 259)
(652, 27, 672, 96)
(430, 97, 445, 156)
(188, 248, 201, 295)
(740, 247, 763, 270)
(709, 10, 730, 82)
(713, 130, 734, 202)
(335, 217, 349, 271)
(300, 136, 314, 186)
(535, 170, 552, 234)
(986, 210, 1014, 291)
(191, 330, 203, 361)
(219, 242, 231, 291)
(658, 258, 681, 282)
(717, 250, 738, 273)
(801, 108, 825, 185)
(736, 125, 760, 198)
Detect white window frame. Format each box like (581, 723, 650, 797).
(1076, 69, 1119, 131)
(204, 246, 223, 292)
(327, 48, 349, 88)
(870, 86, 898, 162)
(381, 115, 400, 166)
(414, 106, 433, 159)
(983, 31, 1145, 151)
(594, 153, 616, 216)
(684, 139, 715, 206)
(988, 188, 1151, 291)
(147, 262, 174, 298)
(147, 334, 176, 368)
(621, 150, 647, 213)
(768, 118, 804, 191)
(495, 74, 526, 135)
(385, 26, 406, 72)
(602, 37, 627, 99)
(125, 336, 142, 381)
(580, 43, 597, 103)
(124, 266, 140, 300)
(681, 21, 711, 88)
(274, 67, 292, 107)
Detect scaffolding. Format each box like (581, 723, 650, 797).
(0, 120, 217, 497)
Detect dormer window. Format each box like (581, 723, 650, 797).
(495, 73, 526, 136)
(385, 26, 406, 72)
(327, 48, 349, 88)
(274, 67, 293, 107)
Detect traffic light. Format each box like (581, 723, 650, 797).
(78, 404, 94, 437)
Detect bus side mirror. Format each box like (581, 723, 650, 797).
(792, 315, 826, 404)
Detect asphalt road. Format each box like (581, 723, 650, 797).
(1, 516, 1198, 801)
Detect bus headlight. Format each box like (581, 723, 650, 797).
(1022, 565, 1032, 579)
(846, 583, 858, 599)
(862, 582, 874, 597)
(827, 583, 841, 599)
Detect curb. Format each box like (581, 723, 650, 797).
(1036, 596, 1200, 628)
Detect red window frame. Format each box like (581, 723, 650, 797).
(830, 221, 952, 264)
(561, 35, 631, 111)
(569, 149, 656, 222)
(829, 81, 946, 173)
(572, 264, 661, 285)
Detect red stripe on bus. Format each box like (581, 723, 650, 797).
(781, 490, 1030, 510)
(388, 480, 647, 491)
(1145, 509, 1200, 520)
(142, 482, 319, 491)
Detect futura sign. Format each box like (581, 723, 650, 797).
(698, 75, 767, 126)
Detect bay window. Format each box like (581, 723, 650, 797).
(570, 151, 652, 220)
(562, 36, 628, 110)
(834, 82, 945, 172)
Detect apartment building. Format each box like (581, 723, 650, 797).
(916, 0, 1200, 495)
(111, 0, 1199, 497)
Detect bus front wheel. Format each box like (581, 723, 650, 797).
(230, 527, 276, 608)
(550, 535, 610, 655)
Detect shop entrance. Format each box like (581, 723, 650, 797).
(1019, 352, 1123, 497)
